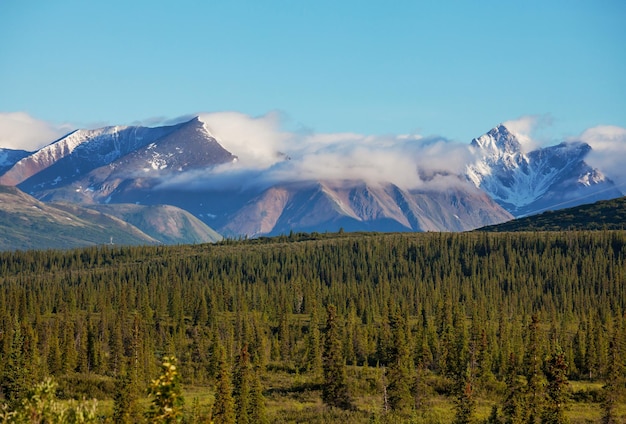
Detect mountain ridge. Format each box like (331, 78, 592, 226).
(0, 116, 622, 248)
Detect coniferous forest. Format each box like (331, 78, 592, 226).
(0, 230, 625, 423)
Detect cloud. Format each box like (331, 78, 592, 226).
(155, 112, 474, 192)
(579, 125, 626, 190)
(0, 112, 73, 151)
(199, 111, 291, 169)
(502, 114, 553, 152)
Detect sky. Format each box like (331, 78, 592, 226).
(0, 1, 625, 153)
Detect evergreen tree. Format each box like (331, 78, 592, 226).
(249, 368, 268, 424)
(305, 305, 323, 377)
(322, 304, 352, 410)
(583, 315, 598, 380)
(61, 315, 78, 374)
(601, 331, 622, 424)
(233, 344, 252, 424)
(212, 344, 235, 424)
(386, 310, 412, 412)
(502, 353, 525, 424)
(524, 314, 544, 424)
(112, 366, 140, 424)
(206, 329, 221, 383)
(453, 364, 476, 424)
(541, 348, 569, 424)
(1, 319, 29, 408)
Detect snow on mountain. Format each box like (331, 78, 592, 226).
(466, 124, 621, 216)
(4, 115, 621, 243)
(108, 117, 236, 176)
(29, 117, 237, 205)
(0, 122, 185, 189)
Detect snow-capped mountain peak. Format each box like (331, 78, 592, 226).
(466, 126, 621, 216)
(0, 121, 192, 188)
(471, 124, 523, 156)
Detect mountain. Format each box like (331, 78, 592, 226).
(477, 196, 626, 232)
(1, 117, 511, 237)
(23, 117, 237, 205)
(3, 116, 621, 246)
(219, 181, 512, 237)
(0, 185, 158, 250)
(466, 125, 621, 217)
(0, 122, 185, 189)
(0, 148, 30, 176)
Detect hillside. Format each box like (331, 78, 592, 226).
(0, 185, 158, 250)
(477, 196, 626, 232)
(85, 203, 223, 244)
(0, 184, 224, 250)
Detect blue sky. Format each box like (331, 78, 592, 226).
(0, 0, 625, 146)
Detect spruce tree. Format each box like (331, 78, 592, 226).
(453, 363, 476, 424)
(1, 319, 29, 408)
(541, 348, 569, 424)
(112, 366, 140, 424)
(212, 344, 235, 424)
(250, 368, 268, 424)
(386, 310, 412, 412)
(305, 305, 323, 377)
(233, 344, 252, 424)
(524, 314, 544, 424)
(601, 331, 622, 424)
(502, 353, 525, 424)
(322, 304, 352, 410)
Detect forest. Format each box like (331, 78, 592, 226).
(0, 230, 624, 423)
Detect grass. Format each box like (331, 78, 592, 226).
(80, 366, 624, 423)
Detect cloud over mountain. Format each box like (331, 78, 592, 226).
(502, 114, 553, 152)
(3, 111, 625, 201)
(0, 112, 73, 151)
(580, 125, 626, 190)
(154, 112, 473, 192)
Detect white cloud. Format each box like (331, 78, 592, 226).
(579, 125, 626, 190)
(199, 111, 291, 169)
(154, 113, 474, 192)
(502, 114, 553, 152)
(0, 112, 72, 151)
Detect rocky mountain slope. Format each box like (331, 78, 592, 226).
(218, 181, 511, 237)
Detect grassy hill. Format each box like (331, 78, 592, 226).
(0, 185, 223, 250)
(80, 203, 222, 244)
(0, 185, 158, 250)
(477, 196, 626, 232)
